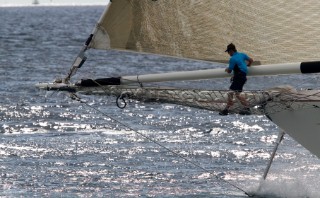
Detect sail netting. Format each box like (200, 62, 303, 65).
(59, 83, 320, 116)
(37, 80, 320, 157)
(90, 0, 320, 65)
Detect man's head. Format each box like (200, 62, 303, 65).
(225, 43, 237, 56)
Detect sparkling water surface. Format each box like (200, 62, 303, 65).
(0, 6, 319, 198)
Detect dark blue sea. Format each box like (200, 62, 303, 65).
(0, 6, 319, 198)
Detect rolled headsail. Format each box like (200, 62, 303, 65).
(78, 61, 320, 86)
(119, 61, 320, 84)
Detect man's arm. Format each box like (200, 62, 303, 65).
(225, 58, 235, 73)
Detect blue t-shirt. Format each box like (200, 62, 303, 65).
(228, 52, 250, 74)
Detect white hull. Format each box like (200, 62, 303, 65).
(266, 100, 320, 158)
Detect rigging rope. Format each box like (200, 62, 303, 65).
(68, 92, 253, 197)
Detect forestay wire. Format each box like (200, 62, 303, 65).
(68, 92, 254, 197)
(60, 76, 320, 197)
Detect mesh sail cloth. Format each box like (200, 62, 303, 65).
(90, 0, 320, 65)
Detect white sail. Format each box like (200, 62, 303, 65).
(90, 0, 320, 65)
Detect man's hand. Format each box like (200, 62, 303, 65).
(247, 57, 253, 67)
(225, 68, 232, 73)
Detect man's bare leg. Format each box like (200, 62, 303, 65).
(220, 92, 251, 115)
(226, 92, 234, 109)
(219, 92, 234, 115)
(235, 92, 249, 107)
(235, 92, 251, 115)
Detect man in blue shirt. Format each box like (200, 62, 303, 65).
(219, 43, 253, 115)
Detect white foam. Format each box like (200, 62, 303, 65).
(249, 177, 319, 198)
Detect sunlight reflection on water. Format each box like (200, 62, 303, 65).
(0, 6, 319, 197)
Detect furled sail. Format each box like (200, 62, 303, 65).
(90, 0, 320, 65)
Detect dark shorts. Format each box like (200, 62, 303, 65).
(229, 74, 247, 92)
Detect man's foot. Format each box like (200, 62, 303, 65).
(219, 109, 229, 116)
(239, 108, 251, 115)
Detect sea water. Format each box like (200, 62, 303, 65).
(0, 6, 319, 197)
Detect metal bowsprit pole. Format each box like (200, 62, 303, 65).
(263, 130, 285, 180)
(63, 34, 93, 83)
(254, 130, 286, 196)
